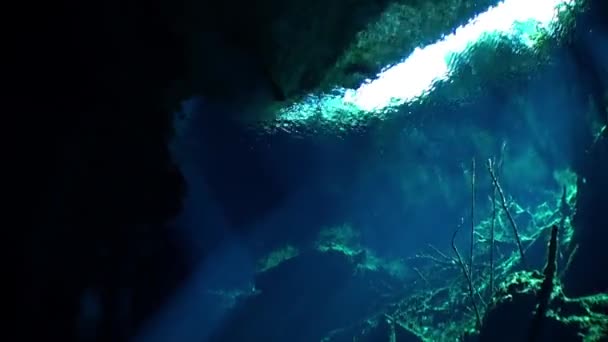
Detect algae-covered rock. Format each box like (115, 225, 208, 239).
(479, 271, 608, 342)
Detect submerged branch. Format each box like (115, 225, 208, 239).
(528, 225, 558, 342)
(452, 218, 482, 329)
(487, 158, 526, 267)
(490, 176, 497, 299)
(470, 157, 476, 284)
(427, 243, 456, 263)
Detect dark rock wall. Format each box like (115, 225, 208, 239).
(14, 1, 189, 341)
(563, 0, 608, 297)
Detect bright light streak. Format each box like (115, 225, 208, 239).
(275, 0, 574, 128)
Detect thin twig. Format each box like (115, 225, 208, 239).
(559, 244, 578, 279)
(409, 254, 456, 267)
(427, 244, 457, 263)
(498, 140, 507, 176)
(487, 158, 526, 267)
(470, 157, 476, 284)
(413, 267, 430, 287)
(490, 157, 497, 299)
(452, 218, 482, 329)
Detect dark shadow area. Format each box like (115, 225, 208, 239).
(13, 1, 189, 341)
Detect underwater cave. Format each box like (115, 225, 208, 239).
(15, 0, 608, 341)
